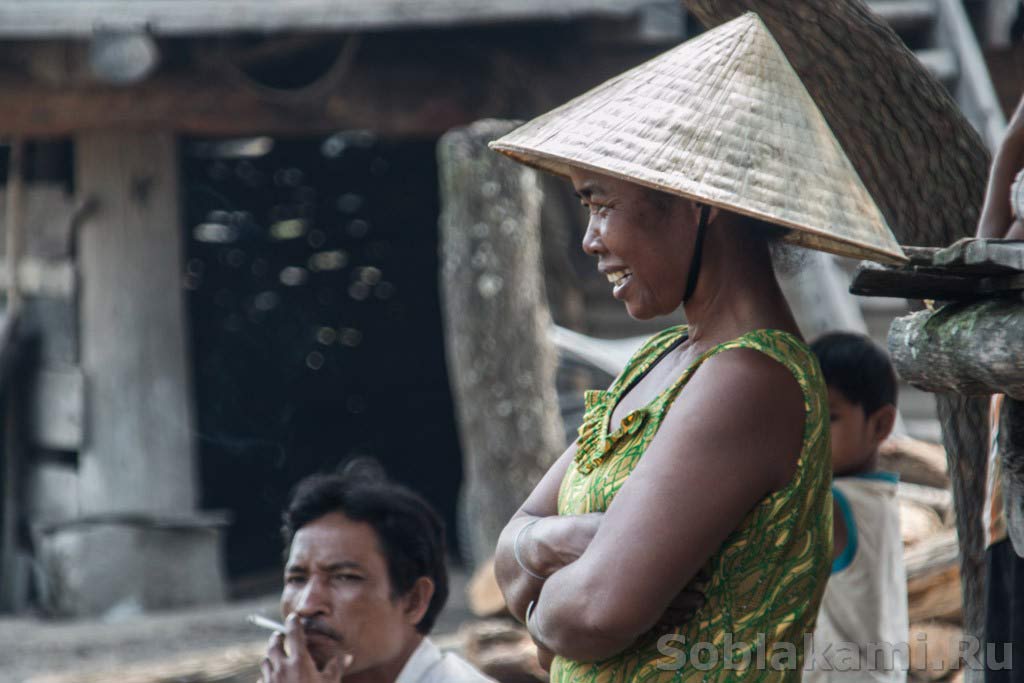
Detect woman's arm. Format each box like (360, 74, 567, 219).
(526, 349, 807, 662)
(494, 442, 603, 621)
(978, 94, 1024, 240)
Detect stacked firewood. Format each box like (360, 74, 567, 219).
(881, 437, 964, 683)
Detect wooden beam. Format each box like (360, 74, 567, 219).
(0, 65, 494, 137)
(933, 238, 1024, 272)
(889, 300, 1024, 400)
(0, 27, 669, 136)
(850, 239, 1024, 299)
(0, 0, 654, 38)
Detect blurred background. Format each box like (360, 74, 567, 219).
(0, 1, 1020, 681)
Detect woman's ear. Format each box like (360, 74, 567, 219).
(401, 576, 435, 628)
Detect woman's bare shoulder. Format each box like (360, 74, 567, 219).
(670, 346, 807, 487)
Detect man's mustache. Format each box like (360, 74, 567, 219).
(299, 617, 342, 642)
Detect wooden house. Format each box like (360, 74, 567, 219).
(0, 0, 695, 616)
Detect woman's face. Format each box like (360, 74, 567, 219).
(569, 168, 699, 320)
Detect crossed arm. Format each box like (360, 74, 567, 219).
(494, 349, 807, 662)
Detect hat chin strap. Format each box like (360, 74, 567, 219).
(682, 204, 711, 304)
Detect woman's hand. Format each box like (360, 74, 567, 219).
(978, 94, 1024, 239)
(523, 513, 603, 575)
(536, 643, 556, 672)
(494, 442, 581, 621)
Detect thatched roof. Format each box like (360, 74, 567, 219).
(0, 0, 660, 38)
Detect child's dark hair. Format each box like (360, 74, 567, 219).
(811, 331, 898, 415)
(281, 459, 448, 634)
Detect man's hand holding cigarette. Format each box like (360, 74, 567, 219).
(259, 613, 353, 683)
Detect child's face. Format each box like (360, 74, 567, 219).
(827, 387, 895, 476)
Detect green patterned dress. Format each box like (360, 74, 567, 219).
(553, 326, 832, 683)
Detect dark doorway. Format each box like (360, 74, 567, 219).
(181, 134, 463, 584)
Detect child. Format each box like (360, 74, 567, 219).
(805, 332, 909, 683)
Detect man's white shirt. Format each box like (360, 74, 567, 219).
(395, 637, 496, 683)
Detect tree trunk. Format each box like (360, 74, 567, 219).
(682, 1, 992, 655)
(438, 120, 565, 568)
(889, 300, 1024, 400)
(76, 131, 197, 515)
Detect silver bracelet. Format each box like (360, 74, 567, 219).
(525, 599, 550, 647)
(513, 518, 546, 581)
(1011, 168, 1024, 221)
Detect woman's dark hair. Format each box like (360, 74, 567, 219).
(281, 459, 448, 634)
(810, 332, 898, 415)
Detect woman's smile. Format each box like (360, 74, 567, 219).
(606, 268, 634, 298)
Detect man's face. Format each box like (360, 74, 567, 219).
(281, 512, 419, 675)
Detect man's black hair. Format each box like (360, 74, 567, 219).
(811, 331, 898, 415)
(281, 459, 448, 635)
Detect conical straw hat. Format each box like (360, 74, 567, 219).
(490, 12, 907, 265)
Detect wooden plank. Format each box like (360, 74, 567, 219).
(0, 184, 78, 261)
(889, 300, 1024, 400)
(0, 0, 653, 37)
(0, 74, 474, 137)
(932, 238, 1024, 272)
(901, 246, 941, 264)
(0, 258, 75, 298)
(850, 261, 1024, 299)
(76, 131, 198, 516)
(27, 367, 84, 451)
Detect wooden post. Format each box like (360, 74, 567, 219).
(75, 130, 197, 515)
(999, 399, 1024, 556)
(1, 139, 25, 610)
(438, 120, 565, 568)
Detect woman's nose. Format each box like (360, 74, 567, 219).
(581, 220, 604, 256)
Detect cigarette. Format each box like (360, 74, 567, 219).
(247, 614, 286, 633)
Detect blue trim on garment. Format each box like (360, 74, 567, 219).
(831, 485, 858, 574)
(848, 470, 900, 484)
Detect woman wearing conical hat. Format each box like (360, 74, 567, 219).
(491, 13, 906, 683)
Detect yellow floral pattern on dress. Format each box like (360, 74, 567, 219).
(554, 326, 832, 683)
